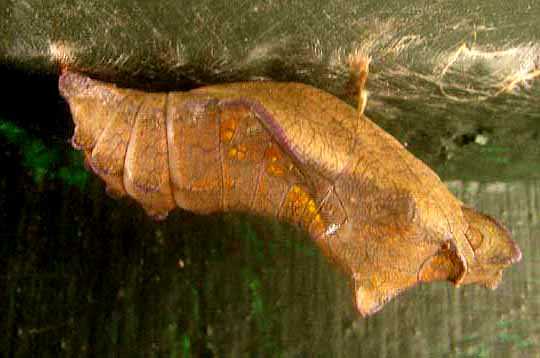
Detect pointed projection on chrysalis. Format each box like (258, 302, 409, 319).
(58, 59, 521, 317)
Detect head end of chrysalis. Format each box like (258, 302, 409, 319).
(459, 206, 521, 288)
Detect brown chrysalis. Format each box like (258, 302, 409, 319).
(58, 62, 521, 317)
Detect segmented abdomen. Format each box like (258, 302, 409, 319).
(60, 72, 346, 239)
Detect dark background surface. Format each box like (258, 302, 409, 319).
(1, 1, 539, 356)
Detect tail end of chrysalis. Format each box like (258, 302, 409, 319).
(49, 41, 77, 77)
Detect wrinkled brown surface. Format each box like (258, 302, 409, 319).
(59, 72, 521, 316)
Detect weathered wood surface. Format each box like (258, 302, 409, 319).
(1, 167, 537, 356)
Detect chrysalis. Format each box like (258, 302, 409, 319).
(59, 63, 520, 316)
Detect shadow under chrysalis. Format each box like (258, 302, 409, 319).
(58, 60, 521, 317)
